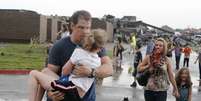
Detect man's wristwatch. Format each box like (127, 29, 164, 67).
(88, 68, 96, 78)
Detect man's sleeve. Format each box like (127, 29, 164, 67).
(48, 43, 61, 66)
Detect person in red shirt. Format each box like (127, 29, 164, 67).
(182, 45, 192, 68)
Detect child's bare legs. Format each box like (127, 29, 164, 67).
(35, 85, 44, 101)
(28, 68, 59, 101)
(36, 68, 59, 101)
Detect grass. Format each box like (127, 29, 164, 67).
(0, 43, 114, 70)
(107, 50, 113, 58)
(0, 43, 47, 70)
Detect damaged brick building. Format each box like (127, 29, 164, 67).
(0, 9, 113, 43)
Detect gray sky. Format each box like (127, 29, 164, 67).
(1, 0, 201, 29)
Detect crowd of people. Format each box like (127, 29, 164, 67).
(27, 10, 201, 101)
(112, 32, 201, 101)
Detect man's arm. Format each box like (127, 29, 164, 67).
(73, 47, 113, 78)
(45, 38, 66, 101)
(62, 60, 74, 75)
(45, 64, 65, 101)
(95, 56, 113, 78)
(47, 64, 60, 75)
(73, 55, 113, 78)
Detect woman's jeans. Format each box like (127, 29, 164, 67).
(144, 90, 167, 101)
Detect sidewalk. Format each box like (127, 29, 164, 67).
(0, 43, 201, 101)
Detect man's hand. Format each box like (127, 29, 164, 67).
(72, 64, 91, 77)
(47, 90, 65, 101)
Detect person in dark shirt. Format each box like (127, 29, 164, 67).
(146, 37, 154, 55)
(130, 44, 142, 87)
(113, 37, 124, 70)
(174, 44, 182, 70)
(28, 10, 113, 101)
(194, 47, 201, 84)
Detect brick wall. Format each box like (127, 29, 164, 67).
(92, 18, 107, 30)
(0, 9, 40, 42)
(46, 19, 52, 42)
(0, 10, 113, 43)
(92, 18, 113, 42)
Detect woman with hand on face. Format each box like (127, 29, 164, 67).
(138, 38, 179, 101)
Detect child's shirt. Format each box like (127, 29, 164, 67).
(69, 48, 101, 92)
(177, 84, 190, 101)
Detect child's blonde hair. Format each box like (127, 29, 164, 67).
(82, 29, 107, 51)
(175, 68, 192, 87)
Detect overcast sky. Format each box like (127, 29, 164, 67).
(1, 0, 201, 29)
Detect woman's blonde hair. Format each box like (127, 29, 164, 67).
(154, 38, 168, 56)
(83, 29, 107, 51)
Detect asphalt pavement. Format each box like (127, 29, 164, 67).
(0, 43, 201, 101)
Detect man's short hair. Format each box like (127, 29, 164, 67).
(70, 10, 92, 25)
